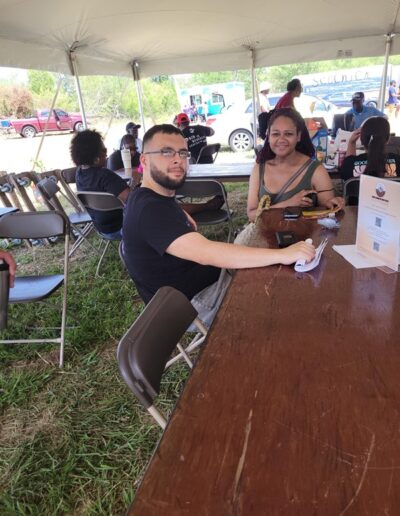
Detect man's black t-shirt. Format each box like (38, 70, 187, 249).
(181, 125, 213, 163)
(76, 166, 127, 234)
(122, 187, 221, 303)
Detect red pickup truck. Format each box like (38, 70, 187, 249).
(11, 109, 84, 138)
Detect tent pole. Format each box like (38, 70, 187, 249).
(32, 75, 63, 170)
(250, 48, 258, 150)
(67, 46, 88, 129)
(132, 61, 146, 131)
(378, 34, 394, 111)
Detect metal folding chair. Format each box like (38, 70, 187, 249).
(196, 143, 221, 164)
(117, 286, 207, 429)
(37, 177, 95, 256)
(176, 179, 234, 241)
(0, 211, 70, 367)
(77, 191, 124, 277)
(117, 240, 208, 367)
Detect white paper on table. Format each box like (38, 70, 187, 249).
(333, 244, 386, 269)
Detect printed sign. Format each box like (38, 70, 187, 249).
(356, 175, 400, 271)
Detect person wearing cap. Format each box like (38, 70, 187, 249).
(344, 92, 385, 129)
(124, 122, 142, 152)
(259, 81, 272, 113)
(175, 112, 215, 164)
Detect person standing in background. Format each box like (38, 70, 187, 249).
(259, 82, 272, 113)
(275, 79, 303, 110)
(387, 80, 400, 118)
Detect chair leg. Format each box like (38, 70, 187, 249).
(95, 240, 111, 277)
(147, 405, 167, 429)
(69, 223, 99, 257)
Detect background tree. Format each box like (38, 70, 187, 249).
(0, 85, 33, 117)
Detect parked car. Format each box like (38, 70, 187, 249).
(321, 91, 378, 108)
(206, 94, 340, 152)
(10, 109, 84, 138)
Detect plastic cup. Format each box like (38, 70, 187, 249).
(121, 148, 132, 177)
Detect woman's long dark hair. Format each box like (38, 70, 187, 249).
(361, 116, 390, 177)
(256, 108, 315, 164)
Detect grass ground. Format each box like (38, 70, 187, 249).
(0, 183, 249, 515)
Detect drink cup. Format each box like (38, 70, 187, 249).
(121, 149, 132, 177)
(0, 260, 10, 330)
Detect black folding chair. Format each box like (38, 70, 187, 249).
(117, 286, 207, 429)
(196, 143, 221, 164)
(37, 177, 96, 256)
(0, 211, 70, 367)
(176, 179, 234, 241)
(77, 191, 124, 277)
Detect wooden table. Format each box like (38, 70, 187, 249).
(188, 162, 253, 182)
(129, 207, 400, 515)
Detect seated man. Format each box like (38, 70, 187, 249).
(71, 129, 130, 238)
(175, 112, 215, 163)
(107, 134, 141, 171)
(122, 124, 315, 325)
(344, 92, 385, 129)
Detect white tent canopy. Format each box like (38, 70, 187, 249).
(1, 1, 400, 77)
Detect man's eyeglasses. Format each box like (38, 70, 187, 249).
(144, 147, 191, 159)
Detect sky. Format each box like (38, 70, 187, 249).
(0, 67, 27, 83)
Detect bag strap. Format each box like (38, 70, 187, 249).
(273, 158, 313, 204)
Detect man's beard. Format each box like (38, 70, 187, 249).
(150, 163, 186, 190)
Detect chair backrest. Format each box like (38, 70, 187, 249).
(60, 167, 77, 184)
(176, 178, 227, 199)
(386, 135, 400, 155)
(77, 191, 124, 211)
(344, 176, 400, 204)
(196, 143, 221, 164)
(117, 286, 198, 408)
(0, 210, 68, 239)
(106, 151, 123, 172)
(36, 176, 69, 215)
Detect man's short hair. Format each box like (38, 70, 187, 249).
(352, 92, 365, 102)
(142, 124, 184, 151)
(70, 129, 104, 166)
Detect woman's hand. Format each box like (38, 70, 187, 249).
(290, 189, 317, 208)
(278, 241, 315, 265)
(325, 196, 344, 211)
(0, 251, 16, 288)
(349, 128, 361, 144)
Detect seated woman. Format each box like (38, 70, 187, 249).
(107, 133, 141, 171)
(247, 108, 343, 221)
(340, 116, 400, 182)
(71, 129, 130, 238)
